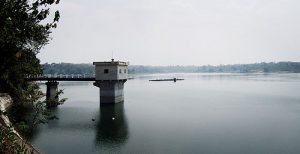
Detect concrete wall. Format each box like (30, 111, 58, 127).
(93, 61, 128, 104)
(116, 65, 128, 80)
(94, 80, 126, 104)
(95, 65, 128, 80)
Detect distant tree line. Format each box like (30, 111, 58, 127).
(129, 62, 300, 73)
(42, 62, 300, 75)
(43, 63, 94, 75)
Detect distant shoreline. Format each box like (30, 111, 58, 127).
(42, 61, 300, 75)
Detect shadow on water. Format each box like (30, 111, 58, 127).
(10, 105, 57, 141)
(95, 103, 129, 148)
(12, 101, 130, 152)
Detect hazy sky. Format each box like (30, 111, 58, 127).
(38, 0, 300, 65)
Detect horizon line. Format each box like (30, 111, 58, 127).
(41, 61, 300, 67)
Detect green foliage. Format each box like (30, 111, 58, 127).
(0, 125, 28, 154)
(9, 89, 67, 134)
(0, 0, 60, 103)
(0, 0, 62, 152)
(30, 89, 66, 127)
(45, 89, 67, 107)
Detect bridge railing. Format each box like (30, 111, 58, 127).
(25, 74, 96, 79)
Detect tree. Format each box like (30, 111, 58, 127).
(0, 1, 61, 152)
(0, 0, 60, 103)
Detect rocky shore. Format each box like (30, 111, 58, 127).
(0, 93, 39, 154)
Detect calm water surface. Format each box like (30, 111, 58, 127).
(30, 73, 300, 154)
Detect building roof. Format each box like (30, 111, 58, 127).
(93, 59, 129, 66)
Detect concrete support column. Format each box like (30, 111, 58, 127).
(46, 81, 59, 107)
(93, 80, 127, 104)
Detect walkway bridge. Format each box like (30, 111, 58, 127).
(25, 60, 129, 107)
(25, 74, 97, 107)
(25, 74, 96, 81)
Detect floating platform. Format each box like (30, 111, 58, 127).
(149, 78, 184, 82)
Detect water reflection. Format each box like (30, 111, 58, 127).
(9, 105, 56, 141)
(95, 103, 129, 147)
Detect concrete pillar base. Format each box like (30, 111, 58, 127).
(46, 81, 59, 107)
(94, 80, 127, 104)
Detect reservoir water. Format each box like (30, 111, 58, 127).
(29, 73, 300, 154)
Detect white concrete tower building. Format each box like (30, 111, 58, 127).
(93, 59, 129, 104)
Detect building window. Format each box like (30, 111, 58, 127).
(104, 69, 109, 74)
(124, 69, 127, 73)
(119, 69, 121, 73)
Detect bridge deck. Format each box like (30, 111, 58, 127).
(26, 77, 96, 81)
